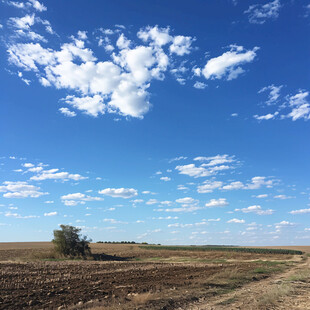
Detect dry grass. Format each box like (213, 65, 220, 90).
(257, 283, 292, 307)
(286, 269, 310, 282)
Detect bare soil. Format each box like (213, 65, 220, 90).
(0, 243, 309, 309)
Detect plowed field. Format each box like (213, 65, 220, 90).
(0, 243, 309, 309)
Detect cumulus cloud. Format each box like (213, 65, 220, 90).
(235, 205, 274, 215)
(205, 198, 228, 207)
(201, 45, 258, 80)
(59, 107, 76, 117)
(7, 22, 195, 119)
(254, 89, 310, 122)
(245, 0, 281, 24)
(275, 220, 295, 229)
(175, 164, 211, 178)
(175, 197, 196, 204)
(289, 208, 310, 215)
(227, 218, 245, 224)
(61, 192, 103, 206)
(160, 176, 171, 181)
(0, 181, 47, 198)
(254, 194, 268, 198)
(193, 81, 207, 89)
(274, 194, 294, 200)
(197, 181, 223, 193)
(44, 211, 57, 216)
(222, 176, 276, 191)
(30, 168, 87, 181)
(286, 91, 310, 121)
(8, 0, 48, 12)
(194, 154, 235, 166)
(99, 187, 138, 198)
(22, 163, 34, 168)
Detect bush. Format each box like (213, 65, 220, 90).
(52, 225, 92, 257)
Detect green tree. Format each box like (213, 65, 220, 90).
(52, 225, 92, 257)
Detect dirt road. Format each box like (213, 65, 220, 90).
(177, 256, 310, 310)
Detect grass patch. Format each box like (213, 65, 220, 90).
(140, 245, 303, 255)
(257, 283, 292, 306)
(286, 269, 310, 282)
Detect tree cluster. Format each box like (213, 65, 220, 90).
(52, 225, 92, 257)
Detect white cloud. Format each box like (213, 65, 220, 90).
(7, 24, 194, 119)
(160, 176, 171, 181)
(201, 45, 258, 80)
(62, 95, 105, 117)
(7, 1, 25, 9)
(30, 168, 87, 181)
(207, 218, 221, 222)
(169, 156, 187, 163)
(77, 30, 87, 40)
(274, 194, 294, 200)
(116, 33, 131, 49)
(222, 181, 244, 190)
(286, 91, 310, 121)
(227, 218, 245, 224)
(175, 163, 210, 178)
(146, 199, 159, 205)
(289, 208, 310, 215)
(138, 26, 172, 46)
(259, 84, 282, 105)
(28, 166, 43, 173)
(205, 198, 228, 207)
(169, 35, 194, 56)
(138, 26, 194, 55)
(177, 184, 189, 191)
(9, 14, 35, 30)
(5, 211, 38, 219)
(193, 81, 207, 89)
(275, 220, 295, 229)
(235, 205, 274, 215)
(231, 113, 238, 117)
(197, 181, 223, 193)
(222, 176, 275, 191)
(44, 211, 57, 216)
(254, 112, 279, 121)
(164, 204, 202, 213)
(22, 162, 34, 168)
(245, 0, 281, 24)
(98, 187, 138, 198)
(0, 181, 47, 198)
(254, 194, 268, 198)
(59, 107, 77, 117)
(61, 193, 103, 205)
(15, 29, 47, 42)
(44, 200, 54, 204)
(175, 197, 196, 204)
(194, 154, 235, 166)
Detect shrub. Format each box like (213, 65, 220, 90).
(52, 225, 92, 257)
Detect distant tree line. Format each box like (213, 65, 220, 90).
(96, 241, 149, 244)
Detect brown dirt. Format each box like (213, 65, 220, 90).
(0, 243, 309, 309)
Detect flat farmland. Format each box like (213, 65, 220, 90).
(0, 243, 309, 309)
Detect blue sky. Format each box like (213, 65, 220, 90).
(0, 0, 310, 245)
